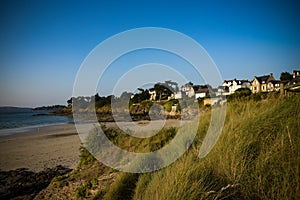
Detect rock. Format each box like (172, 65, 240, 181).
(0, 165, 71, 200)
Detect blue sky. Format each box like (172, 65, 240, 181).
(0, 0, 299, 107)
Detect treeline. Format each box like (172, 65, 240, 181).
(32, 105, 66, 111)
(67, 82, 176, 110)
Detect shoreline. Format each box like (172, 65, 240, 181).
(0, 122, 75, 137)
(0, 123, 81, 172)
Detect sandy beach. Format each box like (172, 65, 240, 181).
(0, 124, 81, 172)
(0, 119, 188, 172)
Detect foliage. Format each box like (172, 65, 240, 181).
(86, 125, 178, 154)
(163, 99, 178, 112)
(130, 89, 150, 104)
(280, 71, 293, 82)
(77, 146, 96, 168)
(51, 175, 68, 188)
(75, 182, 92, 198)
(154, 82, 173, 101)
(227, 87, 252, 101)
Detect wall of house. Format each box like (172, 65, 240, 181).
(174, 92, 182, 99)
(251, 78, 260, 93)
(261, 83, 267, 92)
(195, 92, 206, 99)
(229, 81, 242, 94)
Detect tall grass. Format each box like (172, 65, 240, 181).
(88, 94, 299, 199)
(132, 94, 300, 200)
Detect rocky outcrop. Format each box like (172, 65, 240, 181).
(0, 165, 71, 200)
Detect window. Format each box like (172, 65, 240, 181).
(262, 86, 265, 90)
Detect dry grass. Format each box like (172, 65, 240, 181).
(87, 93, 300, 200)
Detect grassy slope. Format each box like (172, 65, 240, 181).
(55, 94, 299, 200)
(131, 94, 300, 200)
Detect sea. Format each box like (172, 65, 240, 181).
(0, 107, 73, 136)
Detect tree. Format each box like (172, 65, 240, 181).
(67, 97, 73, 107)
(154, 83, 172, 101)
(280, 72, 292, 82)
(120, 91, 133, 100)
(130, 89, 150, 103)
(165, 80, 179, 92)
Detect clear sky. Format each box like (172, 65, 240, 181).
(0, 0, 299, 107)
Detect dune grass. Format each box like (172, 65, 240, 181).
(86, 93, 300, 200)
(131, 94, 300, 200)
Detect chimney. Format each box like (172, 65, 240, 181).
(270, 73, 273, 77)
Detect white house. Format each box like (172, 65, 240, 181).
(181, 82, 194, 98)
(195, 88, 209, 99)
(149, 88, 157, 101)
(222, 79, 250, 95)
(174, 91, 182, 99)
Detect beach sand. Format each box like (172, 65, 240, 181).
(0, 119, 188, 172)
(0, 124, 81, 172)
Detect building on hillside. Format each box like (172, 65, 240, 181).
(167, 93, 175, 100)
(222, 79, 251, 95)
(181, 82, 194, 98)
(292, 70, 300, 78)
(177, 83, 212, 99)
(285, 70, 300, 92)
(194, 86, 209, 99)
(174, 91, 182, 99)
(149, 88, 157, 101)
(215, 86, 229, 96)
(267, 80, 281, 92)
(251, 73, 278, 93)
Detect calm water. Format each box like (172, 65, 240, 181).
(0, 107, 73, 136)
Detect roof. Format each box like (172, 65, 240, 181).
(193, 85, 209, 93)
(223, 79, 249, 85)
(195, 88, 209, 94)
(254, 75, 271, 84)
(268, 80, 281, 85)
(287, 76, 300, 86)
(293, 70, 300, 78)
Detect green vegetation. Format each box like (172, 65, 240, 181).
(75, 182, 93, 198)
(72, 93, 300, 199)
(77, 146, 96, 168)
(102, 173, 139, 200)
(86, 125, 177, 154)
(131, 94, 300, 200)
(162, 99, 178, 112)
(280, 71, 293, 82)
(51, 175, 68, 188)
